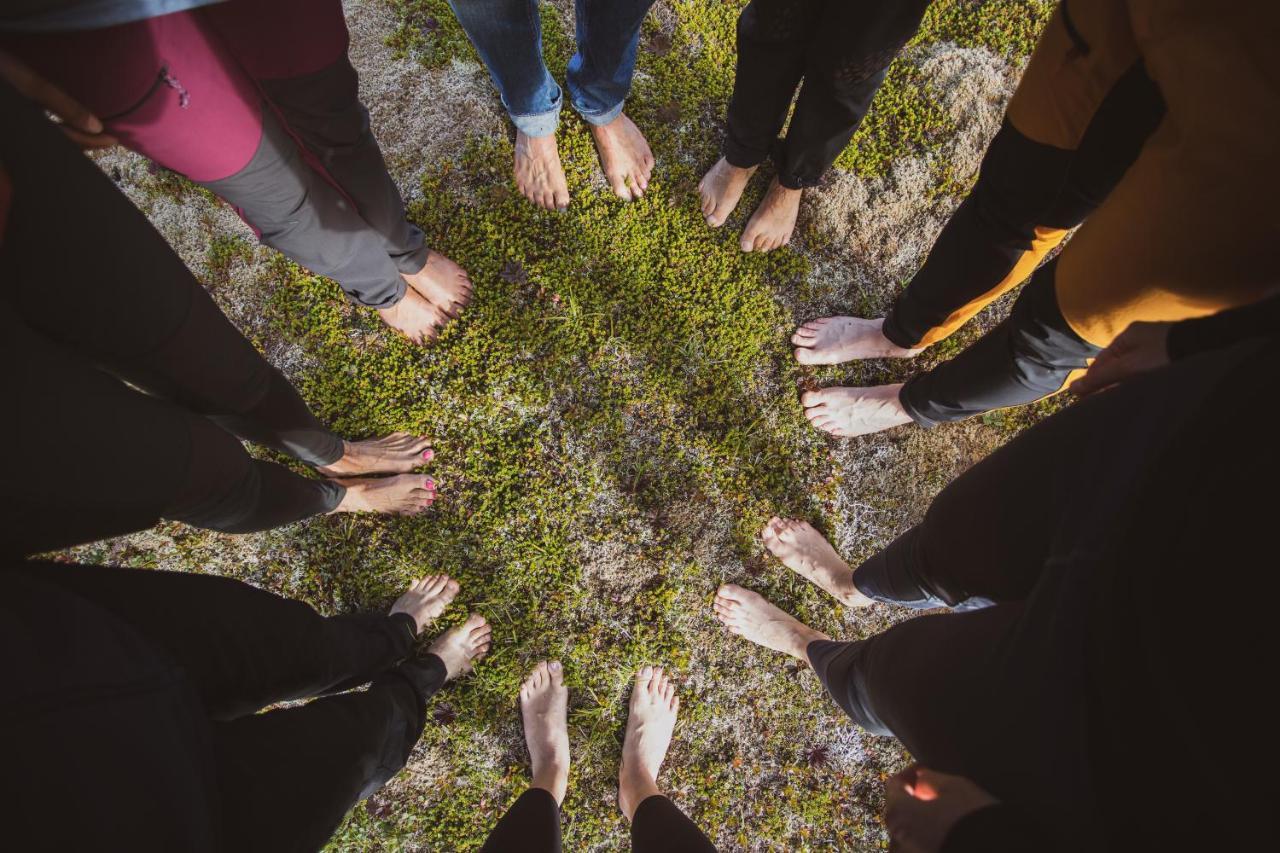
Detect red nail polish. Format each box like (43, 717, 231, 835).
(423, 449, 434, 460)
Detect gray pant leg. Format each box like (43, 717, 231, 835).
(260, 57, 429, 276)
(201, 102, 407, 309)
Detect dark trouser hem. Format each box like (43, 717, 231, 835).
(165, 417, 346, 533)
(899, 259, 1101, 426)
(480, 788, 562, 853)
(211, 367, 345, 467)
(722, 136, 771, 171)
(632, 794, 718, 852)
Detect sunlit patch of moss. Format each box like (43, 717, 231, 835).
(918, 0, 1056, 60)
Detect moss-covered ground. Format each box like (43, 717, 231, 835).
(74, 1, 1056, 849)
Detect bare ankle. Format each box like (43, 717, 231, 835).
(618, 764, 661, 822)
(531, 766, 568, 807)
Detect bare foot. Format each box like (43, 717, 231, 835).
(713, 584, 828, 660)
(377, 289, 450, 344)
(793, 317, 923, 365)
(740, 177, 801, 252)
(427, 613, 492, 680)
(761, 517, 870, 608)
(801, 384, 914, 438)
(316, 432, 433, 478)
(590, 113, 655, 202)
(618, 666, 679, 821)
(520, 661, 570, 805)
(403, 250, 473, 319)
(390, 574, 460, 634)
(515, 130, 570, 211)
(697, 157, 756, 227)
(331, 474, 436, 515)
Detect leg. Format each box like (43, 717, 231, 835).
(881, 0, 1151, 350)
(446, 0, 571, 209)
(618, 667, 715, 851)
(480, 789, 562, 853)
(570, 0, 658, 202)
(860, 325, 1265, 606)
(897, 258, 1099, 426)
(482, 661, 570, 853)
(447, 0, 560, 135)
(698, 0, 812, 228)
(212, 614, 490, 850)
(631, 795, 717, 853)
(0, 305, 341, 554)
(6, 561, 444, 718)
(212, 663, 443, 851)
(566, 0, 655, 127)
(203, 0, 473, 319)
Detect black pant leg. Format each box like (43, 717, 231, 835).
(721, 0, 813, 169)
(0, 80, 343, 467)
(631, 795, 717, 852)
(212, 660, 444, 853)
(862, 308, 1253, 606)
(899, 259, 1099, 425)
(776, 0, 929, 188)
(10, 560, 417, 720)
(480, 788, 562, 853)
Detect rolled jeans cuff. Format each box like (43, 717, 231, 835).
(510, 104, 562, 138)
(575, 97, 625, 128)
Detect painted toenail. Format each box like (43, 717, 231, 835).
(423, 449, 434, 460)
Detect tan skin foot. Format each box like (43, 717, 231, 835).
(377, 289, 450, 345)
(761, 517, 871, 608)
(713, 584, 829, 660)
(740, 177, 801, 252)
(697, 157, 756, 227)
(618, 666, 680, 822)
(590, 113, 655, 202)
(389, 574, 460, 634)
(330, 474, 436, 516)
(520, 661, 570, 805)
(801, 384, 914, 438)
(427, 613, 492, 680)
(316, 432, 434, 478)
(515, 130, 570, 211)
(793, 317, 924, 366)
(402, 250, 473, 320)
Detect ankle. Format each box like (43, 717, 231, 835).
(618, 764, 660, 822)
(788, 625, 830, 662)
(531, 766, 568, 807)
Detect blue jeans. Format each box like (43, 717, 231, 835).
(447, 0, 656, 136)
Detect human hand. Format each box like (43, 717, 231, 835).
(0, 50, 117, 148)
(884, 765, 999, 853)
(1070, 320, 1172, 397)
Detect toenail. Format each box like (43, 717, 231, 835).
(423, 449, 434, 460)
(550, 661, 561, 671)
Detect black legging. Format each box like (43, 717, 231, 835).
(481, 788, 717, 852)
(0, 80, 346, 555)
(723, 0, 931, 189)
(4, 560, 442, 852)
(805, 335, 1274, 848)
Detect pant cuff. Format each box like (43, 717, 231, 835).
(510, 106, 561, 138)
(775, 171, 818, 190)
(574, 98, 625, 128)
(722, 137, 770, 170)
(898, 377, 941, 429)
(880, 310, 922, 350)
(390, 225, 430, 276)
